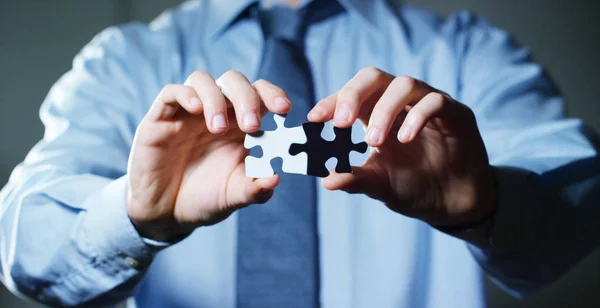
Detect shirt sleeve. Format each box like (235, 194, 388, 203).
(0, 24, 167, 306)
(445, 11, 600, 298)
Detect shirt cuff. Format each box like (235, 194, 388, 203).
(75, 176, 168, 273)
(435, 212, 494, 250)
(438, 166, 539, 252)
(486, 166, 541, 252)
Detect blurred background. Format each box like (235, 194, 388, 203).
(0, 0, 599, 307)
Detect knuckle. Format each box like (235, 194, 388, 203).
(156, 84, 179, 102)
(427, 92, 447, 108)
(211, 100, 228, 112)
(188, 70, 211, 81)
(240, 91, 260, 111)
(159, 118, 187, 137)
(394, 75, 417, 91)
(322, 95, 336, 105)
(338, 87, 361, 104)
(369, 107, 388, 123)
(255, 79, 285, 96)
(252, 78, 269, 87)
(406, 109, 424, 123)
(221, 69, 245, 81)
(160, 83, 178, 92)
(172, 119, 186, 134)
(203, 93, 227, 110)
(314, 96, 334, 111)
(360, 66, 382, 79)
(181, 85, 197, 96)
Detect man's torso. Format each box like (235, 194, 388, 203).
(122, 1, 486, 307)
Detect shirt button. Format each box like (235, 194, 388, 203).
(125, 256, 140, 269)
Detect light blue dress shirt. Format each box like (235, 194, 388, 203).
(1, 0, 599, 307)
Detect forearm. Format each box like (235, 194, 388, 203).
(1, 173, 155, 306)
(451, 160, 600, 298)
(449, 12, 600, 296)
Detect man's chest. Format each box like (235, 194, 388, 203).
(180, 15, 462, 104)
(134, 13, 480, 308)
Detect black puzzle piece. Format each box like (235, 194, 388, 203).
(289, 122, 368, 177)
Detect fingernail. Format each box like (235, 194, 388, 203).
(190, 97, 201, 106)
(334, 105, 350, 123)
(275, 97, 291, 109)
(213, 114, 227, 129)
(367, 127, 381, 144)
(399, 124, 412, 142)
(243, 112, 260, 128)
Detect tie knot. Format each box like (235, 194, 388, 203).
(258, 5, 306, 42)
(255, 0, 345, 43)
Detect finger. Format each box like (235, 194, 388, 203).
(321, 166, 386, 197)
(253, 79, 292, 116)
(226, 164, 280, 208)
(397, 92, 450, 143)
(307, 94, 336, 122)
(365, 76, 431, 146)
(185, 70, 229, 135)
(148, 84, 203, 121)
(333, 67, 394, 128)
(216, 70, 263, 133)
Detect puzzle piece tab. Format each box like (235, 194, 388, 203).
(289, 122, 368, 177)
(244, 114, 308, 178)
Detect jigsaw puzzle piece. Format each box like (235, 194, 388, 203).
(281, 151, 308, 175)
(289, 122, 368, 177)
(244, 131, 264, 150)
(244, 114, 308, 178)
(331, 126, 368, 173)
(245, 155, 275, 178)
(289, 122, 330, 177)
(245, 148, 306, 177)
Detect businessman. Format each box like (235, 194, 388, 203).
(1, 0, 599, 307)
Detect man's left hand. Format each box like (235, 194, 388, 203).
(308, 67, 496, 228)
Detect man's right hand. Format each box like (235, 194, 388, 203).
(126, 70, 292, 242)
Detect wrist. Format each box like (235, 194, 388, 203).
(433, 205, 494, 233)
(431, 168, 498, 249)
(432, 165, 498, 230)
(433, 207, 495, 250)
(130, 219, 191, 243)
(125, 187, 192, 243)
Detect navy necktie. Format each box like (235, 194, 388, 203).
(236, 1, 345, 307)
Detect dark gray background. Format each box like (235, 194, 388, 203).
(0, 0, 598, 307)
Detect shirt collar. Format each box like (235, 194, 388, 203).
(205, 0, 380, 41)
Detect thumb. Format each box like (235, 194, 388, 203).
(321, 166, 387, 198)
(227, 164, 280, 209)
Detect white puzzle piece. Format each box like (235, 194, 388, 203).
(244, 114, 308, 178)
